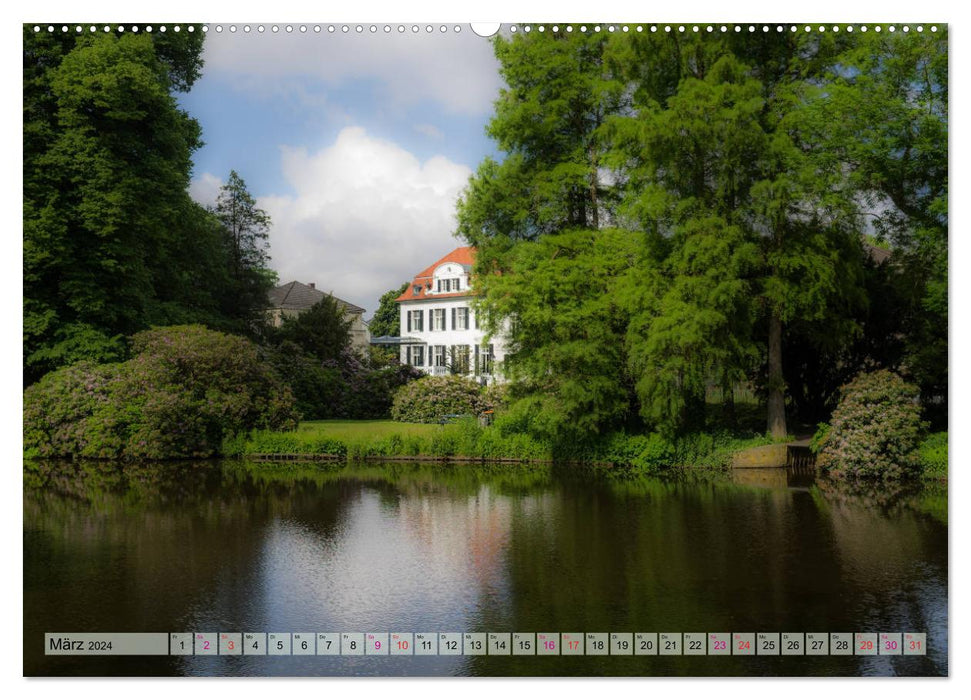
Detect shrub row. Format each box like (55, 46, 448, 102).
(24, 325, 298, 460)
(228, 418, 773, 475)
(227, 418, 552, 462)
(556, 430, 776, 474)
(265, 343, 423, 420)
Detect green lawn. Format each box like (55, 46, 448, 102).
(296, 420, 444, 440)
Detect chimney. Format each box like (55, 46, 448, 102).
(308, 282, 315, 289)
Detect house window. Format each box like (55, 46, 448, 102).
(407, 309, 424, 332)
(406, 345, 425, 367)
(449, 345, 471, 374)
(432, 308, 445, 331)
(454, 307, 469, 330)
(478, 343, 494, 375)
(437, 277, 463, 293)
(413, 285, 422, 296)
(433, 345, 446, 367)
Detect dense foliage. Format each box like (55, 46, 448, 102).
(368, 282, 409, 338)
(818, 370, 926, 481)
(273, 296, 353, 363)
(391, 375, 490, 423)
(264, 297, 422, 420)
(23, 27, 276, 384)
(918, 432, 948, 480)
(24, 325, 298, 460)
(457, 28, 947, 444)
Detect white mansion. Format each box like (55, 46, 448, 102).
(395, 246, 507, 385)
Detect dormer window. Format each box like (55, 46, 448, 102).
(436, 277, 462, 293)
(413, 285, 422, 296)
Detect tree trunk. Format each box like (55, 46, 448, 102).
(767, 311, 787, 438)
(588, 144, 600, 230)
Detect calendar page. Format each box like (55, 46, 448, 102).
(21, 9, 949, 681)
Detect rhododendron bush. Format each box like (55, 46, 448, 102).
(391, 375, 490, 424)
(24, 325, 298, 459)
(819, 370, 926, 480)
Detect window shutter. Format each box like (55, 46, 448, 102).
(419, 310, 424, 332)
(451, 308, 456, 330)
(407, 310, 412, 333)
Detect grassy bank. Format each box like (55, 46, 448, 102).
(224, 418, 552, 462)
(223, 419, 779, 474)
(919, 432, 948, 482)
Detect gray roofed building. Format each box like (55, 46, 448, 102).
(268, 281, 365, 315)
(267, 281, 369, 353)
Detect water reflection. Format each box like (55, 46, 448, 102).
(24, 460, 946, 676)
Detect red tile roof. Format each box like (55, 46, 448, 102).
(396, 246, 476, 302)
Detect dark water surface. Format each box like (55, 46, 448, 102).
(23, 460, 947, 676)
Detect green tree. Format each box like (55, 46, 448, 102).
(456, 31, 634, 440)
(368, 282, 408, 337)
(807, 29, 948, 424)
(607, 52, 766, 434)
(22, 25, 231, 384)
(458, 28, 910, 441)
(485, 228, 640, 439)
(213, 170, 277, 327)
(614, 36, 869, 437)
(275, 296, 353, 364)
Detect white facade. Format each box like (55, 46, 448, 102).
(397, 258, 508, 385)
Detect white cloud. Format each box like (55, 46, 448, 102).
(251, 126, 473, 313)
(188, 172, 224, 207)
(200, 30, 501, 116)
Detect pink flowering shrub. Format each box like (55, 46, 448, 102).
(481, 382, 509, 413)
(819, 369, 926, 480)
(23, 361, 121, 459)
(391, 375, 487, 423)
(24, 325, 298, 459)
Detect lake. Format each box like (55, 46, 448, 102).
(23, 459, 947, 676)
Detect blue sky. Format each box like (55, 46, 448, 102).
(176, 26, 504, 314)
